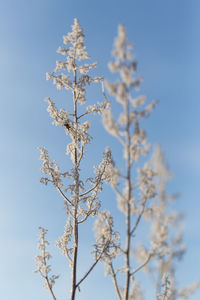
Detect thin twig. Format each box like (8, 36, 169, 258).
(79, 184, 98, 198)
(77, 111, 90, 120)
(77, 144, 84, 166)
(75, 241, 109, 289)
(57, 186, 74, 206)
(110, 263, 122, 300)
(131, 253, 153, 276)
(45, 276, 57, 300)
(113, 185, 125, 200)
(79, 164, 106, 198)
(78, 210, 92, 224)
(130, 200, 146, 236)
(64, 248, 73, 266)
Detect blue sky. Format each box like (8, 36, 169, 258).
(0, 0, 199, 299)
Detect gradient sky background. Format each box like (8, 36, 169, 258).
(0, 0, 200, 299)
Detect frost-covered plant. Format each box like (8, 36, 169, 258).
(100, 24, 157, 300)
(100, 24, 199, 300)
(151, 146, 199, 300)
(35, 19, 114, 300)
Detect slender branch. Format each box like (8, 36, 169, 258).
(57, 186, 74, 206)
(78, 195, 97, 224)
(38, 270, 57, 300)
(101, 79, 111, 107)
(130, 200, 146, 236)
(79, 184, 98, 198)
(75, 255, 101, 288)
(70, 61, 79, 300)
(64, 248, 73, 266)
(46, 163, 73, 207)
(76, 240, 109, 289)
(79, 164, 106, 198)
(124, 92, 132, 300)
(77, 144, 84, 166)
(131, 253, 153, 276)
(117, 133, 126, 146)
(77, 111, 90, 120)
(78, 211, 91, 224)
(45, 276, 57, 300)
(113, 185, 125, 201)
(77, 200, 96, 224)
(110, 263, 122, 300)
(54, 76, 72, 91)
(80, 182, 100, 197)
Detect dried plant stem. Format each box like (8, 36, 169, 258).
(70, 70, 79, 300)
(110, 263, 122, 300)
(124, 100, 132, 300)
(36, 19, 116, 300)
(76, 240, 109, 289)
(38, 232, 57, 300)
(45, 276, 57, 300)
(130, 201, 146, 236)
(131, 253, 153, 276)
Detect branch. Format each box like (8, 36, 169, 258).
(75, 240, 109, 289)
(113, 185, 124, 199)
(117, 132, 126, 146)
(57, 186, 74, 206)
(38, 270, 57, 300)
(78, 193, 98, 224)
(44, 160, 73, 207)
(77, 111, 90, 120)
(77, 144, 84, 166)
(130, 200, 146, 236)
(131, 253, 153, 276)
(79, 184, 98, 198)
(45, 276, 57, 300)
(110, 263, 122, 300)
(64, 248, 73, 266)
(78, 210, 92, 224)
(79, 163, 106, 198)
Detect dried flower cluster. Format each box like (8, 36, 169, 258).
(35, 19, 199, 300)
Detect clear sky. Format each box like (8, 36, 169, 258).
(0, 0, 199, 299)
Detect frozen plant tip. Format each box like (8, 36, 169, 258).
(34, 227, 59, 300)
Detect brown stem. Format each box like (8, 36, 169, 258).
(76, 239, 110, 289)
(45, 276, 57, 300)
(124, 96, 131, 300)
(110, 263, 122, 300)
(57, 186, 74, 206)
(131, 253, 153, 276)
(130, 200, 146, 236)
(70, 216, 78, 300)
(70, 67, 79, 300)
(79, 163, 106, 198)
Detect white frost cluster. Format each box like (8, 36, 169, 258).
(45, 18, 103, 106)
(34, 227, 59, 292)
(39, 147, 69, 188)
(45, 97, 69, 126)
(93, 211, 120, 266)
